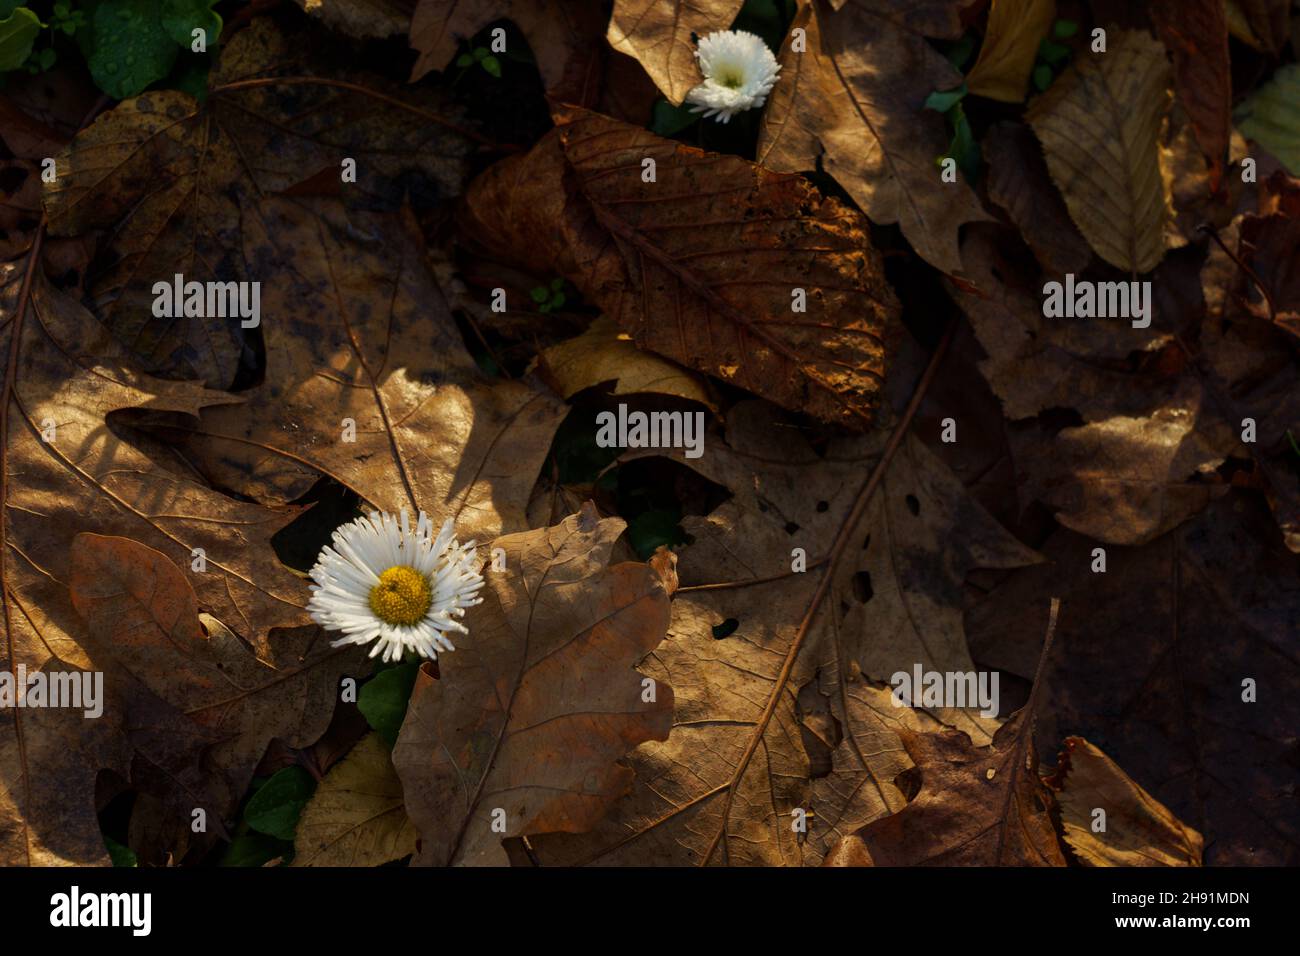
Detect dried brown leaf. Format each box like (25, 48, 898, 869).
(392, 505, 675, 865)
(461, 106, 900, 429)
(1053, 736, 1204, 866)
(175, 197, 565, 541)
(43, 19, 471, 386)
(1026, 29, 1172, 274)
(293, 733, 418, 866)
(757, 0, 991, 274)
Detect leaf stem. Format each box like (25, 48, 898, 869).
(699, 320, 957, 865)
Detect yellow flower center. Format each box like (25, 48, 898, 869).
(368, 565, 432, 626)
(718, 68, 744, 89)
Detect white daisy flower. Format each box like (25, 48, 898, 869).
(307, 510, 485, 664)
(685, 29, 781, 123)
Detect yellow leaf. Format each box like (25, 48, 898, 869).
(292, 734, 418, 867)
(1056, 737, 1204, 866)
(1027, 29, 1172, 274)
(966, 0, 1057, 103)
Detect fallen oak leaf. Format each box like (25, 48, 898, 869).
(460, 106, 900, 430)
(392, 504, 674, 866)
(174, 196, 566, 541)
(530, 342, 1041, 866)
(42, 18, 473, 387)
(66, 533, 368, 838)
(0, 260, 314, 865)
(1050, 736, 1204, 866)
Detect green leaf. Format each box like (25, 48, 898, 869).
(0, 7, 40, 73)
(1235, 63, 1300, 175)
(1038, 38, 1070, 65)
(161, 0, 222, 50)
(219, 828, 293, 867)
(550, 292, 566, 309)
(358, 662, 420, 747)
(104, 835, 138, 868)
(1033, 64, 1053, 92)
(946, 34, 976, 70)
(456, 53, 472, 67)
(480, 55, 501, 78)
(244, 766, 316, 840)
(86, 0, 179, 99)
(626, 508, 686, 559)
(650, 98, 699, 137)
(946, 102, 979, 183)
(1053, 19, 1078, 39)
(924, 83, 968, 113)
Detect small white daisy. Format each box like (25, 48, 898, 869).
(307, 510, 485, 664)
(685, 29, 781, 123)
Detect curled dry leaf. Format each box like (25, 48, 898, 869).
(42, 18, 471, 387)
(964, 0, 1056, 103)
(392, 505, 674, 865)
(176, 197, 566, 541)
(606, 0, 744, 103)
(825, 709, 1066, 866)
(1026, 28, 1172, 275)
(293, 733, 418, 867)
(1052, 736, 1204, 866)
(757, 0, 991, 275)
(529, 401, 1040, 866)
(536, 315, 716, 410)
(461, 106, 900, 430)
(966, 497, 1300, 864)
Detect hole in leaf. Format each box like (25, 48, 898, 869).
(712, 618, 739, 640)
(905, 494, 920, 516)
(852, 571, 874, 603)
(784, 521, 800, 535)
(816, 500, 829, 512)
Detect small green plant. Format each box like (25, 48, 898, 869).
(456, 45, 501, 79)
(1033, 18, 1077, 92)
(530, 277, 567, 314)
